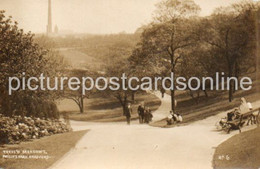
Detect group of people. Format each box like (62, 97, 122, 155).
(123, 103, 153, 125)
(166, 111, 183, 125)
(226, 97, 253, 122)
(137, 104, 153, 124)
(218, 97, 259, 130)
(124, 97, 182, 125)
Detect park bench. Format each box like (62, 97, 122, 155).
(225, 108, 260, 134)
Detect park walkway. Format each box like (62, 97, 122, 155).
(50, 93, 260, 169)
(146, 90, 172, 122)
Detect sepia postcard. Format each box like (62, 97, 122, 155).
(0, 0, 260, 169)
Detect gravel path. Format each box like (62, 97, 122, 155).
(50, 92, 260, 169)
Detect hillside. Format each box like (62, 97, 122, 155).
(213, 127, 260, 169)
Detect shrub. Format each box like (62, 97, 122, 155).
(0, 114, 71, 144)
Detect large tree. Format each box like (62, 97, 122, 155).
(199, 2, 257, 102)
(104, 59, 134, 116)
(132, 0, 200, 112)
(0, 11, 65, 118)
(63, 69, 96, 114)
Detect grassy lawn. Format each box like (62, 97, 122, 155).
(212, 127, 260, 169)
(58, 73, 260, 125)
(62, 92, 161, 122)
(59, 49, 103, 71)
(151, 77, 260, 127)
(0, 130, 88, 169)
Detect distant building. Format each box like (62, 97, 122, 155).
(46, 0, 74, 37)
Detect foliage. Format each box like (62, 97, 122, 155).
(130, 0, 201, 111)
(0, 10, 66, 117)
(0, 114, 71, 144)
(130, 1, 258, 105)
(104, 58, 133, 115)
(62, 69, 97, 113)
(198, 2, 258, 101)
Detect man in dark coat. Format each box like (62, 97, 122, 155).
(144, 107, 153, 124)
(125, 103, 132, 125)
(137, 104, 145, 124)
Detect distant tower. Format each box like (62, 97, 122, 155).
(46, 0, 52, 35)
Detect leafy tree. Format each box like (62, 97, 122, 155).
(199, 2, 258, 102)
(63, 69, 96, 114)
(0, 11, 65, 118)
(104, 58, 134, 116)
(177, 44, 210, 103)
(131, 0, 200, 112)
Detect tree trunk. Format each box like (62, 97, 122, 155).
(131, 91, 135, 102)
(228, 84, 233, 102)
(80, 96, 84, 113)
(116, 94, 128, 116)
(170, 67, 176, 112)
(228, 65, 233, 102)
(122, 103, 127, 116)
(203, 90, 208, 97)
(171, 89, 175, 112)
(196, 90, 200, 104)
(189, 89, 195, 99)
(170, 50, 176, 112)
(79, 106, 83, 113)
(233, 61, 239, 94)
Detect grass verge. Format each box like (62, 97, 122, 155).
(67, 92, 161, 122)
(0, 130, 88, 169)
(212, 127, 260, 169)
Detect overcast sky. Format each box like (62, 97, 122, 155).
(1, 0, 242, 34)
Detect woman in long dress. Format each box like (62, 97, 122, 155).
(239, 97, 250, 115)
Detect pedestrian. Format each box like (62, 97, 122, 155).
(137, 104, 145, 124)
(144, 108, 148, 123)
(160, 88, 165, 98)
(147, 107, 153, 123)
(125, 103, 132, 125)
(176, 113, 183, 123)
(166, 111, 174, 125)
(144, 107, 153, 124)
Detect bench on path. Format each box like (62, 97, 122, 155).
(225, 108, 260, 134)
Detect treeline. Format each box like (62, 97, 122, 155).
(99, 0, 259, 113)
(35, 33, 140, 62)
(62, 0, 259, 114)
(127, 0, 258, 111)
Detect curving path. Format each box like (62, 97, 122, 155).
(50, 93, 260, 169)
(146, 90, 172, 122)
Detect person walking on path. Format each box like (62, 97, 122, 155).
(137, 104, 145, 124)
(144, 107, 153, 124)
(147, 107, 153, 123)
(125, 103, 132, 125)
(160, 88, 166, 98)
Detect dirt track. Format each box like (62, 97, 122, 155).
(51, 92, 260, 169)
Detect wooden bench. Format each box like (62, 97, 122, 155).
(226, 115, 244, 134)
(225, 108, 260, 134)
